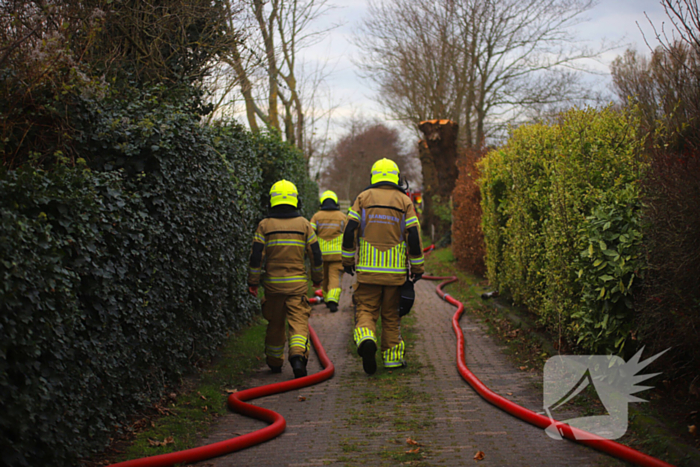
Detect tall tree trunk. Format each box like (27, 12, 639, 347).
(418, 119, 459, 242)
(226, 43, 262, 132)
(254, 0, 280, 130)
(418, 139, 436, 235)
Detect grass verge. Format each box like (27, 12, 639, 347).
(85, 316, 267, 466)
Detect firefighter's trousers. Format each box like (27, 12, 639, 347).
(352, 282, 405, 368)
(322, 260, 343, 304)
(262, 293, 311, 367)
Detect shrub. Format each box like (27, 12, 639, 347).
(480, 122, 557, 312)
(1, 165, 155, 465)
(573, 185, 644, 352)
(0, 90, 264, 466)
(636, 149, 700, 382)
(451, 148, 486, 276)
(479, 107, 645, 355)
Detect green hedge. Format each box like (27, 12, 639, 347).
(0, 86, 319, 465)
(252, 130, 319, 217)
(479, 107, 645, 355)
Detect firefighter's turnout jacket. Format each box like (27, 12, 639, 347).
(248, 208, 323, 366)
(310, 207, 347, 304)
(342, 184, 425, 284)
(341, 183, 425, 367)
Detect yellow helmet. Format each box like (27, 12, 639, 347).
(370, 158, 400, 185)
(320, 190, 338, 205)
(270, 179, 299, 208)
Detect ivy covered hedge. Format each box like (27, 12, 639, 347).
(252, 129, 319, 217)
(0, 89, 316, 466)
(479, 107, 645, 355)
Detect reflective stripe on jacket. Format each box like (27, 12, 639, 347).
(248, 216, 323, 295)
(310, 209, 347, 262)
(342, 185, 424, 286)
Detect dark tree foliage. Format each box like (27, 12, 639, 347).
(0, 0, 241, 169)
(87, 0, 237, 87)
(322, 121, 420, 202)
(611, 3, 700, 384)
(636, 149, 700, 383)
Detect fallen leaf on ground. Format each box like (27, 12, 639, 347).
(689, 425, 697, 436)
(155, 405, 172, 415)
(506, 392, 513, 396)
(406, 438, 421, 446)
(148, 437, 175, 447)
(474, 450, 485, 461)
(225, 388, 238, 394)
(519, 366, 527, 370)
(197, 392, 207, 401)
(298, 396, 307, 402)
(405, 448, 421, 454)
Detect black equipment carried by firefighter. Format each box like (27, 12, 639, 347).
(399, 279, 415, 317)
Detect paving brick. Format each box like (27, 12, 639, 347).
(191, 277, 616, 466)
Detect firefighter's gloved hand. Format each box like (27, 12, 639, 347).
(248, 285, 258, 297)
(411, 273, 423, 282)
(343, 265, 355, 276)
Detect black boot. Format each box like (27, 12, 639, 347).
(328, 301, 338, 313)
(289, 355, 307, 378)
(357, 340, 377, 375)
(269, 364, 282, 373)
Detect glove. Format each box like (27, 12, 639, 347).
(248, 285, 258, 297)
(411, 273, 423, 282)
(343, 265, 355, 276)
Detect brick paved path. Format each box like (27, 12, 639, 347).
(192, 277, 615, 467)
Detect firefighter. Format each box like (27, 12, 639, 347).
(341, 159, 425, 374)
(248, 180, 323, 378)
(309, 190, 347, 312)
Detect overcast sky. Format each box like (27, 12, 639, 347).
(295, 0, 672, 142)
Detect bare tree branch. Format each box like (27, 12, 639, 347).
(214, 0, 339, 164)
(354, 0, 611, 148)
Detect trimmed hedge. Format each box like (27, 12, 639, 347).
(479, 107, 645, 355)
(0, 87, 315, 465)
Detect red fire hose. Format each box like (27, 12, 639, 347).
(309, 288, 324, 305)
(109, 325, 334, 467)
(424, 271, 675, 467)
